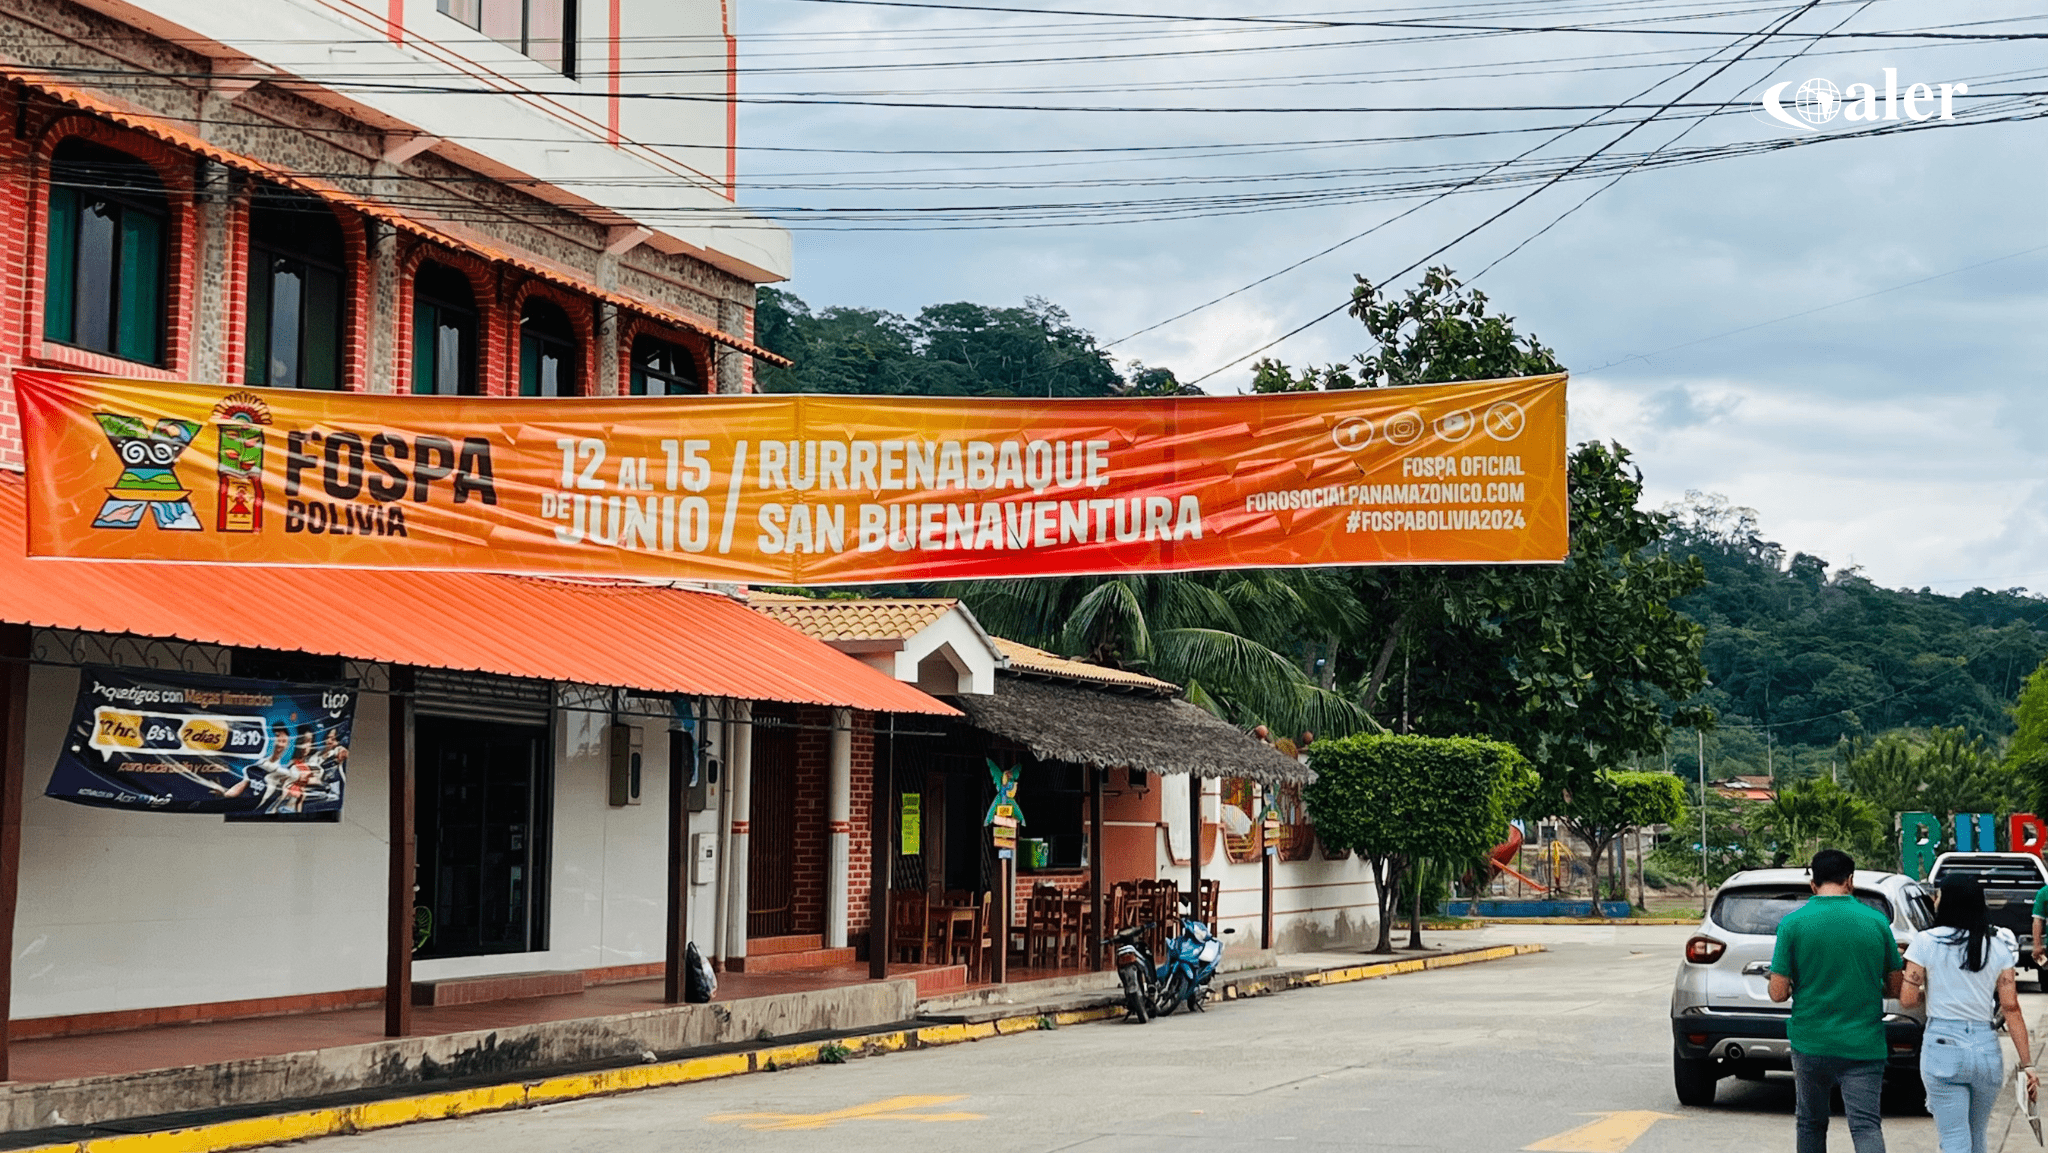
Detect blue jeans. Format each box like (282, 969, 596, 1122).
(1921, 1018, 2005, 1153)
(1792, 1051, 1888, 1153)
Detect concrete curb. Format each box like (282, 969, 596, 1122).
(1452, 917, 1701, 926)
(13, 943, 1546, 1153)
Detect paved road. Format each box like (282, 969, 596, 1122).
(301, 924, 1967, 1152)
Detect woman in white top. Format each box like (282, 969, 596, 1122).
(1902, 878, 2038, 1153)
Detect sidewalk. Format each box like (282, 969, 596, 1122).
(1994, 1006, 2048, 1152)
(0, 943, 1545, 1152)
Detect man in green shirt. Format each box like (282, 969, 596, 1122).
(1769, 849, 1903, 1153)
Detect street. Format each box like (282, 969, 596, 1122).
(285, 924, 1961, 1152)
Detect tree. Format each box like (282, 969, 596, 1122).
(753, 289, 1129, 398)
(1841, 727, 2013, 858)
(2011, 659, 2048, 814)
(1761, 778, 1886, 867)
(1305, 734, 1525, 952)
(1650, 790, 1769, 887)
(1248, 268, 1708, 789)
(947, 570, 1372, 739)
(1546, 771, 1686, 909)
(1662, 491, 2048, 766)
(1248, 266, 1561, 393)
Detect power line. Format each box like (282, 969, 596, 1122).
(778, 0, 2048, 41)
(1468, 0, 1877, 281)
(1101, 17, 1774, 347)
(1183, 0, 1830, 385)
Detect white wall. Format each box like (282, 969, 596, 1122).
(890, 612, 1000, 696)
(88, 0, 791, 279)
(12, 661, 730, 1020)
(14, 666, 389, 1019)
(1158, 777, 1380, 954)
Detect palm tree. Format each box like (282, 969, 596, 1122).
(939, 570, 1373, 739)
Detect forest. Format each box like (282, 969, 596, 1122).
(1657, 492, 2048, 783)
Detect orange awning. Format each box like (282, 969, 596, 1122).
(0, 476, 952, 715)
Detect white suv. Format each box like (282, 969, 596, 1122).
(1670, 868, 1933, 1107)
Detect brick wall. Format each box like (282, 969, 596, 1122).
(848, 713, 875, 944)
(787, 706, 828, 937)
(0, 0, 762, 452)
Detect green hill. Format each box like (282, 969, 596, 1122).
(1660, 493, 2048, 782)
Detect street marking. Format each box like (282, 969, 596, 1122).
(1524, 1111, 1682, 1152)
(708, 1094, 984, 1131)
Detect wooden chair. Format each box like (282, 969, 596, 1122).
(1056, 898, 1088, 969)
(890, 889, 929, 964)
(1160, 882, 1187, 953)
(960, 890, 994, 981)
(1022, 893, 1048, 968)
(1109, 881, 1140, 931)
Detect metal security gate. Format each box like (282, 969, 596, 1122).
(747, 717, 798, 938)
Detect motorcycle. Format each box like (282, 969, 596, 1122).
(1152, 906, 1234, 1016)
(1106, 921, 1158, 1023)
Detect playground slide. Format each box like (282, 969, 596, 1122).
(1487, 824, 1550, 893)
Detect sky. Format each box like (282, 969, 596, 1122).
(727, 0, 2048, 593)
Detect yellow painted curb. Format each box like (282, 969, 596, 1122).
(14, 943, 1539, 1153)
(1301, 942, 1545, 988)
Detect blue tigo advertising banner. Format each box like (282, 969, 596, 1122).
(46, 666, 356, 816)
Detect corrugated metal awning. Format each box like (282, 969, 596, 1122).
(0, 476, 953, 715)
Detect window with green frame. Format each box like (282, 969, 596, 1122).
(44, 139, 167, 365)
(629, 334, 702, 395)
(412, 262, 479, 395)
(518, 298, 579, 397)
(245, 188, 345, 390)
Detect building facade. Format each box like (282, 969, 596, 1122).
(0, 0, 791, 470)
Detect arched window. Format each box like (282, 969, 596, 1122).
(412, 261, 478, 395)
(518, 298, 579, 397)
(630, 334, 701, 395)
(245, 188, 344, 389)
(45, 139, 167, 364)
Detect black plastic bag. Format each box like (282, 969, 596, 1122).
(685, 941, 717, 1003)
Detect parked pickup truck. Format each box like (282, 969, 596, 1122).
(1926, 851, 2048, 983)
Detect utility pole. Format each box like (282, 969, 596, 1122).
(1697, 727, 1709, 914)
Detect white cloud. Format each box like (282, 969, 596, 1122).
(1573, 375, 2042, 590)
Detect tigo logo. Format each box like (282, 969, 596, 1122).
(1758, 68, 1967, 132)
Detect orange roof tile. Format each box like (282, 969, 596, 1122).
(748, 596, 962, 644)
(991, 638, 1178, 694)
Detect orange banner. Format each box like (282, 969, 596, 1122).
(16, 370, 1568, 584)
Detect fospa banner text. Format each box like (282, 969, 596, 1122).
(15, 370, 1569, 584)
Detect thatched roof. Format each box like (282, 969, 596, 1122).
(950, 676, 1314, 786)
